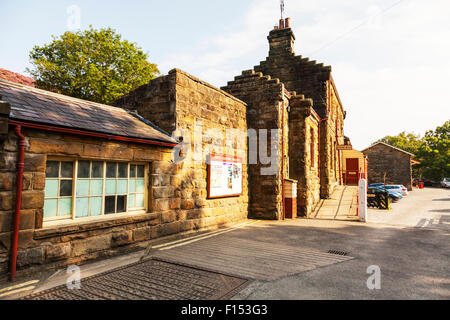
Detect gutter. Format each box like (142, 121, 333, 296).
(10, 125, 25, 281)
(8, 120, 178, 148)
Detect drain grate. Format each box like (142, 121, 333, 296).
(327, 250, 349, 256)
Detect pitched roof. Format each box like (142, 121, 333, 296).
(0, 79, 176, 145)
(362, 141, 415, 157)
(0, 68, 35, 87)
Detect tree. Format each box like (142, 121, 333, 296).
(27, 26, 159, 104)
(374, 121, 449, 181)
(415, 121, 450, 181)
(377, 132, 422, 155)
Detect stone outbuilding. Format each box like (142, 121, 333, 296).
(362, 142, 415, 190)
(0, 74, 249, 280)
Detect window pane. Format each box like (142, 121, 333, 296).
(137, 165, 145, 178)
(91, 161, 104, 178)
(129, 179, 136, 193)
(76, 180, 90, 197)
(61, 162, 73, 178)
(136, 194, 145, 208)
(76, 198, 89, 217)
(44, 179, 59, 198)
(136, 179, 145, 193)
(46, 161, 59, 178)
(78, 161, 90, 178)
(117, 180, 128, 194)
(60, 180, 73, 197)
(118, 163, 128, 178)
(106, 162, 117, 178)
(105, 196, 116, 214)
(44, 199, 57, 218)
(105, 180, 116, 195)
(90, 179, 103, 196)
(128, 194, 135, 208)
(117, 195, 127, 213)
(90, 197, 102, 216)
(58, 198, 72, 216)
(130, 165, 136, 178)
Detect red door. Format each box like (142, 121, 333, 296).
(346, 158, 359, 185)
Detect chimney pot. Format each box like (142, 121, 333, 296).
(285, 17, 291, 28)
(279, 19, 285, 29)
(274, 25, 279, 30)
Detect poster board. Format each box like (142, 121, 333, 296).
(208, 155, 243, 199)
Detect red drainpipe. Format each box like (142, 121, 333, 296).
(281, 99, 286, 220)
(10, 125, 25, 281)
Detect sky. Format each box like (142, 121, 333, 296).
(1, 0, 449, 150)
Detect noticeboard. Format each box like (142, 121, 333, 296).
(208, 155, 243, 199)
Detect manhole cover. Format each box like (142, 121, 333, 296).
(22, 258, 248, 300)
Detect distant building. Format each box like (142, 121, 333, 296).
(362, 142, 416, 190)
(0, 68, 35, 87)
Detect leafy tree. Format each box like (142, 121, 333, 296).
(27, 26, 159, 104)
(415, 121, 450, 181)
(377, 132, 422, 155)
(374, 121, 449, 181)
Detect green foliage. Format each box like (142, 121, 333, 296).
(415, 121, 450, 181)
(27, 26, 159, 104)
(377, 132, 422, 155)
(375, 121, 449, 181)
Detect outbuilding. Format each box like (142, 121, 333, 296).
(362, 142, 415, 191)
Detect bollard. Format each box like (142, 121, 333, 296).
(359, 179, 368, 222)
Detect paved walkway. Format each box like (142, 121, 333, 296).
(312, 185, 359, 221)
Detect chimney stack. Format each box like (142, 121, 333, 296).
(268, 18, 296, 56)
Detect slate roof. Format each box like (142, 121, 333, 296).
(0, 79, 177, 145)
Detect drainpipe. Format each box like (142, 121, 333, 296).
(281, 100, 286, 220)
(10, 125, 25, 281)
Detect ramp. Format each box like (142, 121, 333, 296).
(312, 186, 359, 221)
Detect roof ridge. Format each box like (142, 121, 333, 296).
(362, 141, 415, 156)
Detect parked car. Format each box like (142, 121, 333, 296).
(371, 186, 403, 202)
(385, 185, 408, 196)
(441, 178, 450, 188)
(369, 183, 385, 188)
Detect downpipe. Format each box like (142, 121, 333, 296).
(10, 125, 25, 281)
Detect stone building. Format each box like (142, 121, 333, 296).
(362, 142, 415, 190)
(222, 18, 346, 217)
(0, 17, 351, 278)
(251, 18, 347, 199)
(0, 74, 248, 279)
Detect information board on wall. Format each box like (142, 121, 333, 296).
(208, 155, 243, 198)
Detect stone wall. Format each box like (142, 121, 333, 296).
(115, 69, 249, 222)
(364, 143, 413, 190)
(222, 70, 288, 220)
(288, 94, 320, 217)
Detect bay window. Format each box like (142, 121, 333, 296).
(44, 160, 147, 222)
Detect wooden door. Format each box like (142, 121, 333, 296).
(346, 158, 359, 185)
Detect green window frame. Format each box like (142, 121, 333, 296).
(44, 160, 147, 222)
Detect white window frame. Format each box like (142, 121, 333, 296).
(43, 158, 149, 223)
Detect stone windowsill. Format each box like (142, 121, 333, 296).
(34, 211, 159, 240)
